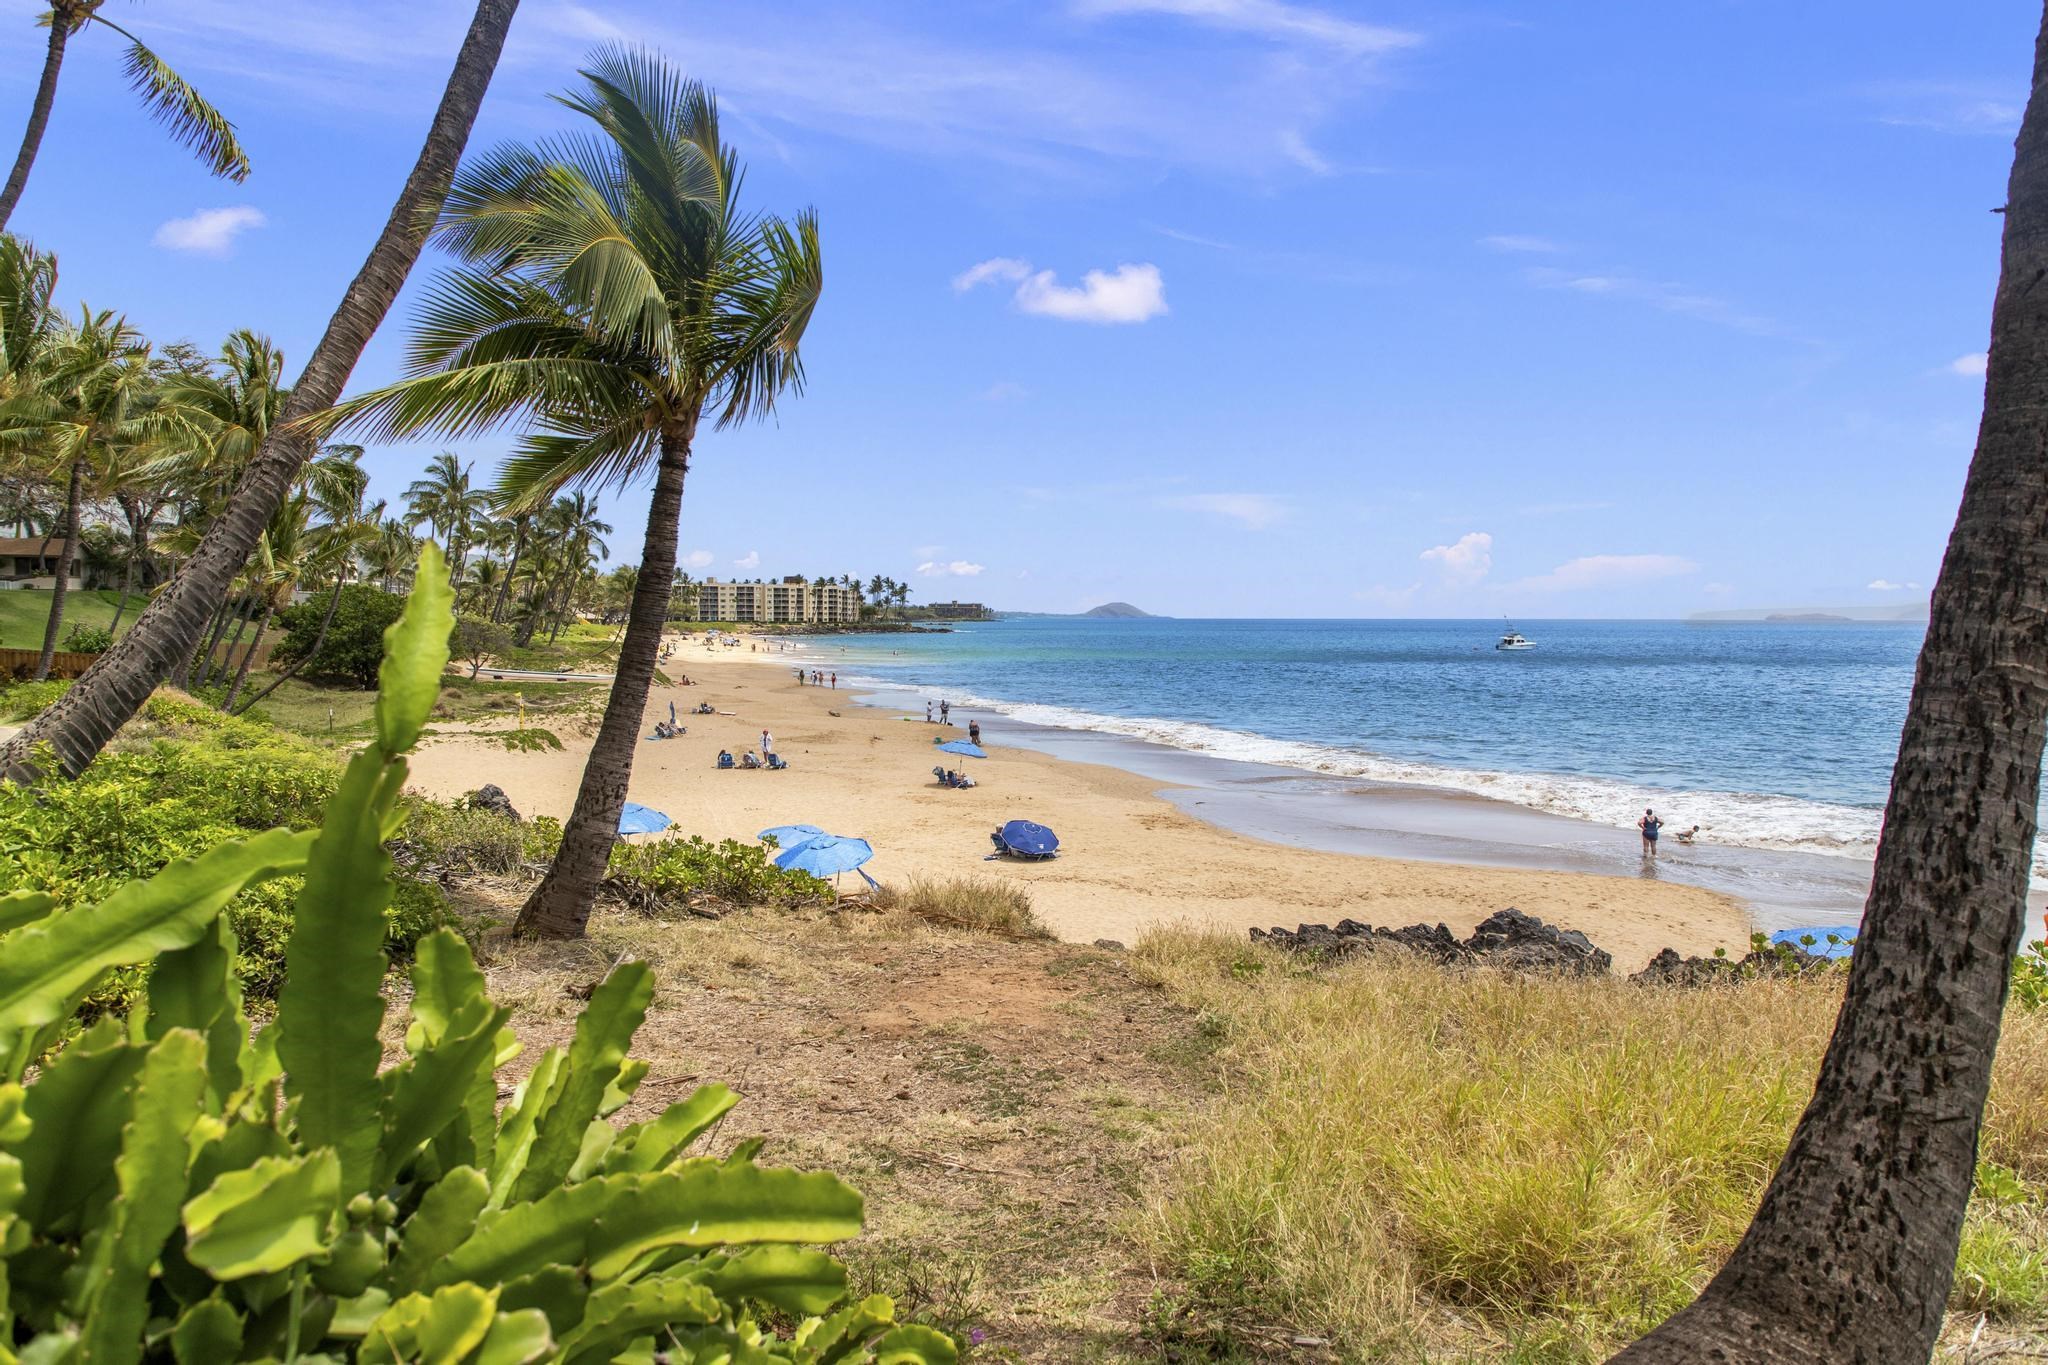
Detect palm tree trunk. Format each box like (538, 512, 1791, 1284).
(106, 549, 137, 633)
(199, 604, 251, 693)
(491, 520, 526, 622)
(235, 572, 345, 715)
(515, 418, 694, 938)
(0, 11, 72, 233)
(174, 596, 228, 691)
(0, 0, 521, 784)
(220, 605, 273, 711)
(1617, 11, 2048, 1360)
(31, 456, 81, 681)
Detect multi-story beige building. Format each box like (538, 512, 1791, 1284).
(688, 575, 860, 625)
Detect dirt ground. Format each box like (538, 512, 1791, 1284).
(442, 879, 1210, 1363)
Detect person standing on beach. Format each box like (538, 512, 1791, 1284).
(1638, 808, 1663, 858)
(926, 701, 933, 723)
(969, 720, 981, 746)
(940, 700, 950, 725)
(760, 729, 773, 759)
(830, 672, 837, 689)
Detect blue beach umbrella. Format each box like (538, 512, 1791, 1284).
(995, 820, 1059, 858)
(617, 802, 672, 836)
(937, 739, 986, 759)
(759, 823, 826, 849)
(1768, 925, 1859, 960)
(773, 834, 875, 878)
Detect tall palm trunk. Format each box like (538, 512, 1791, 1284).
(0, 8, 73, 232)
(235, 571, 345, 716)
(220, 604, 273, 711)
(0, 0, 520, 784)
(516, 420, 693, 937)
(1618, 10, 2048, 1360)
(491, 519, 526, 622)
(173, 596, 229, 691)
(31, 455, 81, 681)
(106, 549, 136, 632)
(200, 604, 251, 692)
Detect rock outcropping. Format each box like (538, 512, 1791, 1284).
(1629, 943, 1834, 986)
(1251, 908, 1613, 976)
(464, 783, 522, 822)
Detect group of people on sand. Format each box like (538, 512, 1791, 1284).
(794, 668, 836, 687)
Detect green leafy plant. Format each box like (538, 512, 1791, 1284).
(606, 837, 832, 913)
(0, 545, 953, 1364)
(60, 624, 113, 655)
(2012, 918, 2048, 1010)
(272, 583, 407, 688)
(0, 681, 69, 723)
(494, 727, 564, 754)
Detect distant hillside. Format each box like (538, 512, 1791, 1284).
(1082, 602, 1155, 619)
(1689, 603, 1929, 623)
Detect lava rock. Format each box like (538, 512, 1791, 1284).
(464, 783, 521, 822)
(1252, 907, 1609, 975)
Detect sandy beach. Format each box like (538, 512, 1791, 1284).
(407, 639, 1751, 969)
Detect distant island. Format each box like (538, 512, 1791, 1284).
(1765, 613, 1853, 623)
(1082, 602, 1156, 619)
(1689, 603, 1928, 623)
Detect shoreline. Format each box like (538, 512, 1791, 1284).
(408, 642, 1754, 970)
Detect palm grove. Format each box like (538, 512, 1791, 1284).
(0, 0, 2044, 1361)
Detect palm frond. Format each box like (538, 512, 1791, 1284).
(494, 416, 661, 511)
(101, 21, 250, 182)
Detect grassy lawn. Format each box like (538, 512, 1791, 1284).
(0, 588, 131, 651)
(244, 673, 602, 741)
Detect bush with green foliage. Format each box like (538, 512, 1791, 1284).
(0, 681, 68, 723)
(605, 836, 832, 913)
(60, 623, 112, 654)
(0, 547, 953, 1364)
(274, 584, 407, 688)
(451, 615, 515, 679)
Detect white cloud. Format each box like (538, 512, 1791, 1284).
(1513, 554, 1697, 592)
(977, 381, 1029, 402)
(1420, 531, 1493, 584)
(1277, 129, 1331, 175)
(733, 550, 760, 570)
(1948, 352, 1988, 377)
(1859, 81, 2022, 136)
(680, 549, 714, 571)
(152, 206, 267, 257)
(918, 560, 986, 577)
(1073, 0, 1419, 57)
(952, 258, 1032, 291)
(1481, 234, 1562, 254)
(1524, 266, 1778, 336)
(956, 257, 1166, 324)
(1868, 578, 1923, 592)
(1160, 492, 1288, 529)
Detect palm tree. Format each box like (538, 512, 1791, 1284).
(1618, 11, 2048, 1360)
(326, 50, 820, 938)
(362, 516, 420, 593)
(0, 0, 522, 784)
(403, 450, 491, 582)
(232, 453, 378, 716)
(0, 0, 250, 231)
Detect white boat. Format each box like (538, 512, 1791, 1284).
(1496, 622, 1535, 651)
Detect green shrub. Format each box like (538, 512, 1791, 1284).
(606, 835, 832, 912)
(0, 546, 951, 1364)
(884, 875, 1049, 940)
(273, 583, 407, 688)
(61, 622, 112, 654)
(0, 679, 68, 722)
(2012, 930, 2048, 1010)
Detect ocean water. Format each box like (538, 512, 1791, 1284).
(789, 617, 1954, 870)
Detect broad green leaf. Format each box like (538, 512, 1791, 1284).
(487, 1048, 565, 1209)
(870, 1325, 959, 1364)
(14, 1022, 142, 1235)
(425, 1176, 622, 1289)
(0, 1081, 27, 1144)
(328, 1288, 392, 1338)
(603, 1084, 738, 1175)
(494, 1266, 585, 1333)
(181, 1150, 339, 1279)
(0, 891, 54, 935)
(276, 745, 404, 1196)
(404, 929, 490, 1051)
(141, 918, 245, 1105)
(512, 962, 651, 1204)
(562, 1117, 616, 1184)
(412, 1282, 498, 1364)
(704, 1245, 848, 1316)
(167, 1297, 242, 1365)
(72, 1030, 209, 1365)
(387, 1165, 489, 1294)
(599, 1058, 649, 1118)
(0, 827, 313, 1039)
(796, 1293, 896, 1362)
(378, 996, 510, 1185)
(586, 1165, 864, 1279)
(556, 1273, 719, 1358)
(377, 540, 453, 753)
(472, 1309, 554, 1365)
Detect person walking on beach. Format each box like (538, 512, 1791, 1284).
(830, 672, 837, 689)
(968, 720, 981, 746)
(1638, 807, 1664, 858)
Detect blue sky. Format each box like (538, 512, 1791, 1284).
(0, 1, 2029, 617)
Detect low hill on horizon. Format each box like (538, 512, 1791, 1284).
(1082, 602, 1157, 619)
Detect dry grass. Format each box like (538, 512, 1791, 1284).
(877, 873, 1055, 941)
(1131, 928, 2048, 1362)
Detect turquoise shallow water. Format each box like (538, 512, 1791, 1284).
(788, 617, 1942, 869)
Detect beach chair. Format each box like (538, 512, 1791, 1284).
(716, 752, 735, 770)
(740, 752, 763, 769)
(933, 765, 951, 786)
(766, 753, 789, 770)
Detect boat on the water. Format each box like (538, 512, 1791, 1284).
(1496, 622, 1535, 651)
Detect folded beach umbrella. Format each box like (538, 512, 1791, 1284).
(773, 834, 875, 878)
(996, 819, 1059, 858)
(759, 823, 826, 849)
(617, 802, 672, 836)
(937, 739, 987, 759)
(1768, 925, 1859, 960)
